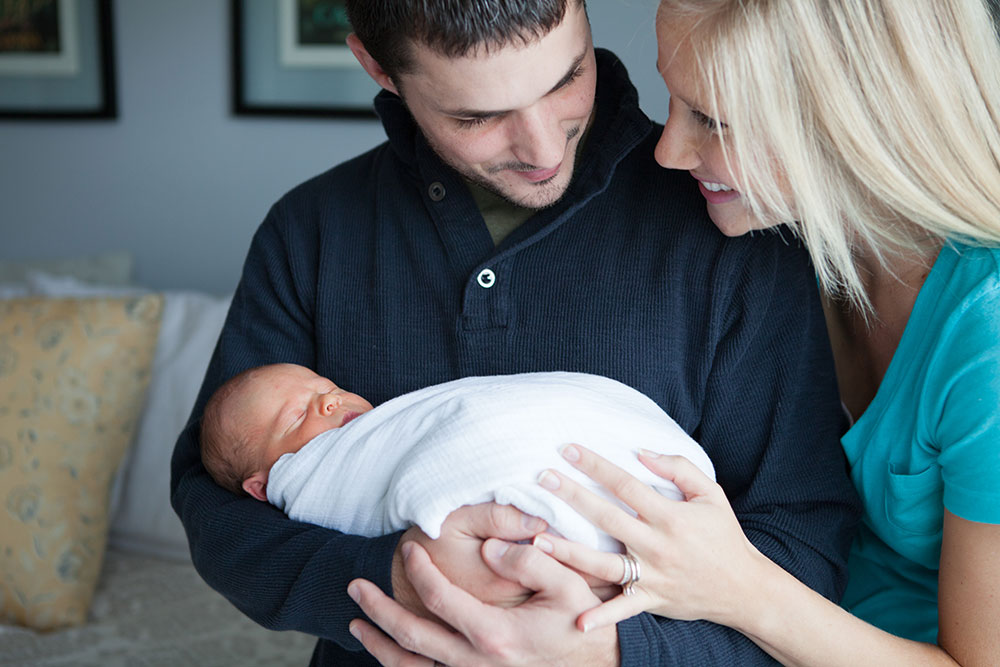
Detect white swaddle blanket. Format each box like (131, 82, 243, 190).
(267, 372, 714, 552)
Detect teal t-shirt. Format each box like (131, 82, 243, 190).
(840, 243, 1000, 642)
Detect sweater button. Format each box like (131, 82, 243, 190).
(477, 269, 496, 288)
(428, 182, 446, 201)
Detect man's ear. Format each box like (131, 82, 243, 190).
(346, 33, 400, 95)
(242, 471, 269, 502)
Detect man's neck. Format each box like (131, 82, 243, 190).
(466, 116, 593, 246)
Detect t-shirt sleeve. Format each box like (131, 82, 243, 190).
(933, 284, 1000, 524)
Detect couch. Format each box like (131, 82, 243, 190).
(0, 254, 316, 666)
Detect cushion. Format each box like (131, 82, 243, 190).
(13, 274, 145, 522)
(0, 295, 163, 630)
(10, 274, 233, 562)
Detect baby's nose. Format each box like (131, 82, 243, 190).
(321, 393, 342, 413)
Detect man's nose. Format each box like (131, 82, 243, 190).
(510, 106, 564, 168)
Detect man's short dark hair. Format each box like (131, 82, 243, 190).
(345, 0, 586, 80)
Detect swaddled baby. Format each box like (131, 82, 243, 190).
(200, 363, 715, 551)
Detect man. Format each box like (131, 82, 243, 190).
(170, 0, 859, 664)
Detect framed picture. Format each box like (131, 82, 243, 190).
(0, 0, 116, 119)
(232, 0, 379, 118)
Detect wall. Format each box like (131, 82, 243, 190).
(0, 0, 664, 295)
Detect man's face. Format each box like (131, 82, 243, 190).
(394, 3, 597, 209)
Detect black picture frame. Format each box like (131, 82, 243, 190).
(231, 0, 378, 118)
(0, 0, 117, 120)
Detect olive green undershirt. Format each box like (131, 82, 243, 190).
(466, 125, 591, 246)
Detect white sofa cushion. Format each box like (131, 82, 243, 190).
(108, 290, 230, 561)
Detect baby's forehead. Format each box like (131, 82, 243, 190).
(266, 363, 320, 383)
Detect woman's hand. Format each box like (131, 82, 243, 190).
(535, 444, 769, 632)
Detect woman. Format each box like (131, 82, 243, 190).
(536, 0, 1000, 664)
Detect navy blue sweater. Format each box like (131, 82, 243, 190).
(171, 50, 859, 665)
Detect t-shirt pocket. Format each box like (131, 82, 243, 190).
(884, 462, 943, 538)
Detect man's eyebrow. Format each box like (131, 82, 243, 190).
(546, 51, 587, 95)
(441, 51, 588, 119)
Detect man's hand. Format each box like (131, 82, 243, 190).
(391, 503, 547, 618)
(353, 538, 620, 666)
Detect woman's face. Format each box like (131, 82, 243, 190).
(653, 12, 778, 237)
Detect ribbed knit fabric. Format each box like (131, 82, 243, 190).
(170, 50, 860, 666)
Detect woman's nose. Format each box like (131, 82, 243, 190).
(655, 100, 702, 170)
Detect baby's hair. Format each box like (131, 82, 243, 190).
(200, 366, 271, 496)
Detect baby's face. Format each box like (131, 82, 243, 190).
(250, 365, 374, 468)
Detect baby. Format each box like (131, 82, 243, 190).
(200, 363, 715, 551)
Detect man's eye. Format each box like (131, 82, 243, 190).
(562, 64, 584, 87)
(455, 116, 489, 129)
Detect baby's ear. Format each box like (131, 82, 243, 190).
(242, 471, 269, 502)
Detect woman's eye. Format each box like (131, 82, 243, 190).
(691, 109, 721, 131)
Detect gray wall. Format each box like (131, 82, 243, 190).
(0, 0, 664, 295)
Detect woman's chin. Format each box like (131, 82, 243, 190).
(709, 216, 752, 237)
(707, 207, 769, 237)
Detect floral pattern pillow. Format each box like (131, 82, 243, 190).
(0, 295, 162, 630)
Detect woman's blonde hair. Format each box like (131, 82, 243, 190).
(658, 0, 1000, 310)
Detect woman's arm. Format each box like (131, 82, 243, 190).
(936, 511, 1000, 664)
(539, 446, 999, 666)
(740, 510, 1000, 666)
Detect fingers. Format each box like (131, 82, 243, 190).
(538, 465, 651, 545)
(348, 618, 436, 667)
(576, 593, 648, 633)
(532, 533, 623, 585)
(348, 576, 468, 666)
(447, 501, 547, 541)
(559, 444, 681, 521)
(638, 451, 724, 502)
(480, 538, 592, 605)
(400, 541, 510, 646)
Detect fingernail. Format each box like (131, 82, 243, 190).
(560, 444, 581, 462)
(401, 541, 414, 560)
(537, 470, 560, 490)
(639, 448, 661, 459)
(484, 539, 510, 559)
(349, 621, 362, 640)
(533, 536, 554, 553)
(581, 621, 592, 633)
(347, 583, 360, 602)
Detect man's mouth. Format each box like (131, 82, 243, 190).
(516, 164, 561, 183)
